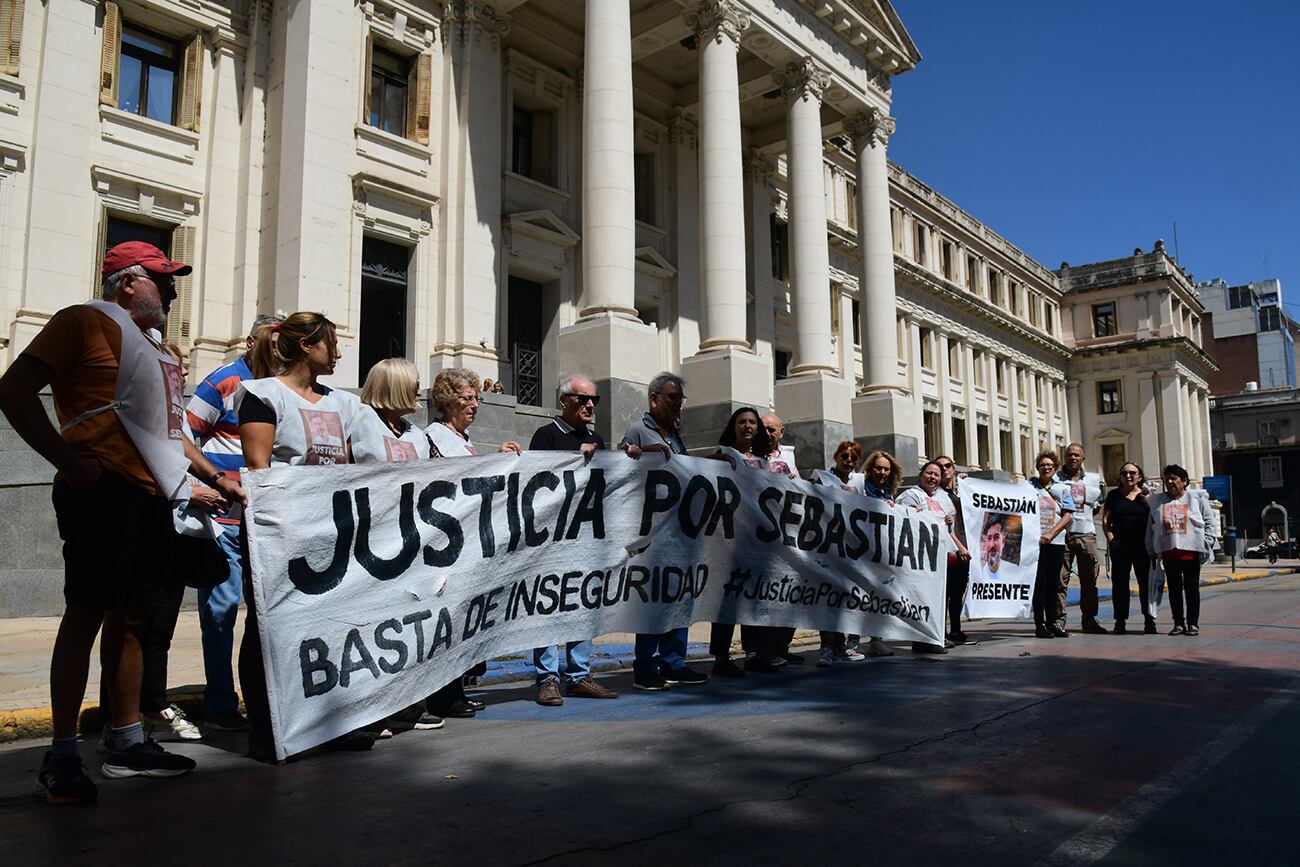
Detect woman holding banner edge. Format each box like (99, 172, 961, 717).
(857, 450, 902, 657)
(898, 460, 971, 654)
(1029, 451, 1076, 639)
(235, 312, 374, 761)
(811, 441, 868, 665)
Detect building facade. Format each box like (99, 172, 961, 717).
(0, 0, 1221, 614)
(1209, 387, 1300, 542)
(1057, 244, 1216, 485)
(1196, 277, 1295, 396)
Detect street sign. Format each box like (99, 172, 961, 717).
(1204, 475, 1231, 500)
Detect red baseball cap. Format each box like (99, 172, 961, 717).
(101, 241, 193, 281)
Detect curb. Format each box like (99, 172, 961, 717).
(4, 571, 1296, 744)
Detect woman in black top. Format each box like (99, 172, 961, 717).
(1102, 462, 1154, 634)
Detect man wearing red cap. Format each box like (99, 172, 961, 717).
(0, 242, 245, 803)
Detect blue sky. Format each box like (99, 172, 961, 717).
(888, 1, 1299, 308)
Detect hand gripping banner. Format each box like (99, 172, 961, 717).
(244, 452, 950, 758)
(960, 477, 1043, 619)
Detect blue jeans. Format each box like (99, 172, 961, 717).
(198, 524, 243, 713)
(633, 628, 688, 677)
(533, 640, 591, 685)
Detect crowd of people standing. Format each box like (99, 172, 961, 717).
(0, 242, 1223, 805)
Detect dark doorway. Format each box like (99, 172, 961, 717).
(360, 237, 409, 383)
(509, 276, 544, 407)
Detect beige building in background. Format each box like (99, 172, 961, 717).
(0, 0, 1211, 479)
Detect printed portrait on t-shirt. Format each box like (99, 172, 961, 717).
(1162, 502, 1188, 536)
(1070, 481, 1086, 508)
(298, 408, 347, 465)
(1038, 493, 1058, 535)
(768, 458, 792, 476)
(159, 359, 185, 440)
(384, 438, 419, 462)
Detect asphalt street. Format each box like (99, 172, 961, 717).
(1, 576, 1296, 866)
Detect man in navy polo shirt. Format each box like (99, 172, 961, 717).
(527, 374, 634, 706)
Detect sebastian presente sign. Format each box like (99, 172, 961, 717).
(244, 452, 949, 758)
(959, 477, 1042, 619)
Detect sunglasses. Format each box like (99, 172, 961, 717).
(565, 393, 600, 405)
(937, 462, 954, 469)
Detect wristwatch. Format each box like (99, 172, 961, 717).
(209, 471, 227, 486)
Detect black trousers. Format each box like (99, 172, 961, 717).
(1109, 545, 1152, 622)
(236, 527, 275, 759)
(947, 559, 970, 634)
(710, 623, 774, 657)
(1034, 545, 1066, 626)
(98, 580, 186, 719)
(1164, 557, 1201, 627)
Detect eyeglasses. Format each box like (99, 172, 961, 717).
(1120, 470, 1139, 476)
(564, 393, 600, 406)
(455, 393, 480, 405)
(937, 462, 954, 469)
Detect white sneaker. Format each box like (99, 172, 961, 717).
(817, 647, 834, 667)
(836, 648, 867, 662)
(143, 705, 202, 741)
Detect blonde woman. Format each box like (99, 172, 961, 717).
(353, 358, 436, 463)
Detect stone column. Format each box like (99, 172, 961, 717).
(688, 0, 749, 350)
(1138, 373, 1162, 473)
(989, 353, 1004, 470)
(937, 332, 954, 456)
(10, 0, 102, 358)
(190, 37, 246, 382)
(268, 0, 360, 384)
(772, 58, 852, 470)
(846, 107, 915, 467)
(963, 343, 979, 467)
(1158, 371, 1186, 470)
(1007, 360, 1023, 474)
(579, 0, 637, 319)
(777, 58, 834, 375)
(668, 109, 702, 357)
(678, 2, 771, 448)
(558, 0, 659, 444)
(1200, 390, 1214, 477)
(435, 1, 509, 383)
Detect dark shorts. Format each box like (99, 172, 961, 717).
(53, 469, 176, 610)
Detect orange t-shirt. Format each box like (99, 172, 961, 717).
(22, 306, 161, 496)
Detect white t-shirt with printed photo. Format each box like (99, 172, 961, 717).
(236, 378, 362, 467)
(351, 406, 434, 463)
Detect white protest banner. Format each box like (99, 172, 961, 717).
(960, 477, 1042, 618)
(244, 452, 948, 758)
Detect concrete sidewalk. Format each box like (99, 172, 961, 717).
(3, 560, 1296, 742)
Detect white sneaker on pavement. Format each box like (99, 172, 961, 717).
(143, 704, 203, 741)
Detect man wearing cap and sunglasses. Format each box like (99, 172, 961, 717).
(527, 373, 640, 706)
(0, 241, 245, 803)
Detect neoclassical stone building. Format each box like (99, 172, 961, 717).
(0, 0, 1211, 477)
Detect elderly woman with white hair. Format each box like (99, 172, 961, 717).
(419, 368, 521, 719)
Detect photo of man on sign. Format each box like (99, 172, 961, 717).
(976, 512, 1022, 582)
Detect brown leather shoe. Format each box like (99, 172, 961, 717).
(536, 679, 564, 706)
(566, 678, 618, 699)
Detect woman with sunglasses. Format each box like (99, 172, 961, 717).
(1102, 462, 1155, 634)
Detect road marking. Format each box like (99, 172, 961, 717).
(1037, 673, 1300, 866)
